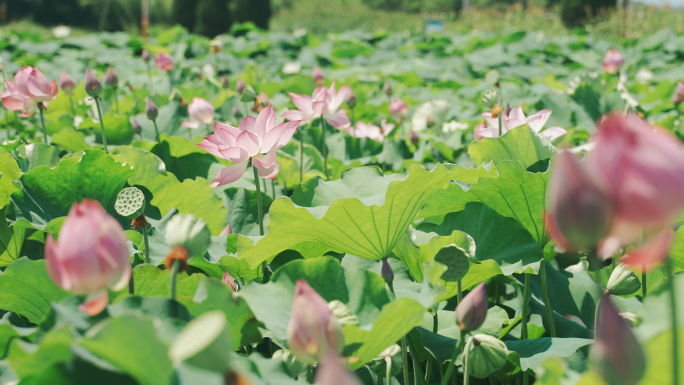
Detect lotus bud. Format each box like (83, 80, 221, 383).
(382, 80, 393, 97)
(164, 214, 211, 258)
(84, 67, 102, 98)
(410, 129, 419, 145)
(236, 79, 246, 95)
(232, 105, 243, 119)
(673, 81, 684, 104)
(592, 297, 645, 385)
(146, 98, 158, 120)
(381, 258, 394, 284)
(104, 66, 118, 88)
(606, 263, 641, 296)
(155, 52, 173, 72)
(603, 49, 625, 74)
(481, 90, 501, 111)
(454, 282, 488, 332)
(313, 66, 324, 85)
(287, 280, 345, 363)
(345, 90, 357, 109)
(546, 151, 615, 251)
(222, 271, 238, 291)
(219, 224, 232, 236)
(503, 103, 511, 117)
(390, 98, 408, 117)
(465, 334, 508, 378)
(315, 352, 363, 385)
(59, 71, 75, 95)
(221, 74, 229, 89)
(142, 49, 151, 63)
(132, 118, 142, 134)
(240, 85, 256, 102)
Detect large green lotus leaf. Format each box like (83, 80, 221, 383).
(6, 325, 74, 378)
(277, 141, 328, 190)
(150, 134, 223, 182)
(0, 258, 70, 324)
(0, 208, 24, 267)
(111, 265, 202, 310)
(6, 150, 134, 230)
(13, 143, 61, 172)
(0, 148, 21, 208)
(113, 148, 227, 235)
(445, 162, 498, 184)
(668, 226, 684, 271)
(50, 127, 89, 153)
(640, 328, 684, 385)
(635, 274, 684, 341)
(80, 314, 174, 385)
(504, 338, 593, 372)
(81, 112, 135, 146)
(418, 202, 542, 275)
(190, 277, 262, 349)
(419, 160, 551, 246)
(238, 164, 451, 269)
(220, 187, 273, 236)
(468, 125, 559, 169)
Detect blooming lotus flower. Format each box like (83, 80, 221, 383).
(45, 199, 131, 316)
(282, 81, 351, 128)
(1, 67, 58, 117)
(603, 49, 625, 74)
(477, 107, 566, 141)
(155, 53, 173, 71)
(389, 98, 408, 117)
(673, 81, 684, 104)
(181, 97, 214, 129)
(313, 66, 324, 84)
(315, 352, 362, 385)
(222, 271, 237, 291)
(454, 282, 488, 332)
(621, 228, 674, 271)
(198, 105, 300, 187)
(142, 49, 151, 63)
(349, 119, 395, 142)
(104, 66, 118, 88)
(546, 152, 615, 251)
(287, 280, 344, 363)
(59, 71, 75, 95)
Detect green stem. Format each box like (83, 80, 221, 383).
(319, 118, 329, 180)
(128, 272, 134, 294)
(642, 266, 647, 298)
(521, 273, 531, 385)
(94, 98, 107, 152)
(114, 89, 119, 114)
(457, 280, 463, 303)
(441, 329, 467, 385)
(387, 283, 408, 385)
(540, 259, 557, 337)
(13, 112, 18, 134)
(351, 107, 355, 125)
(271, 178, 276, 201)
(142, 226, 150, 264)
(170, 259, 180, 301)
(425, 312, 439, 382)
(147, 63, 153, 93)
(68, 95, 75, 116)
(463, 336, 470, 385)
(38, 104, 48, 144)
(299, 127, 304, 183)
(152, 119, 160, 142)
(253, 164, 271, 282)
(4, 108, 10, 141)
(385, 356, 392, 385)
(594, 295, 603, 337)
(497, 113, 503, 138)
(377, 375, 383, 385)
(407, 331, 425, 385)
(666, 257, 680, 385)
(306, 363, 315, 383)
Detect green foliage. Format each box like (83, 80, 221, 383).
(194, 0, 232, 37)
(231, 0, 272, 29)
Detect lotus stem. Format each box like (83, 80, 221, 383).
(377, 375, 383, 385)
(463, 336, 470, 385)
(68, 95, 75, 117)
(271, 179, 276, 201)
(37, 104, 48, 144)
(441, 329, 467, 385)
(306, 364, 315, 383)
(540, 259, 557, 337)
(642, 266, 647, 298)
(407, 331, 426, 385)
(94, 98, 107, 152)
(152, 119, 160, 142)
(299, 127, 304, 183)
(253, 164, 272, 283)
(351, 107, 355, 125)
(457, 280, 463, 303)
(425, 312, 438, 382)
(4, 108, 10, 141)
(385, 356, 392, 385)
(666, 257, 680, 385)
(143, 227, 150, 264)
(521, 273, 531, 385)
(319, 118, 329, 181)
(13, 111, 18, 134)
(147, 63, 153, 93)
(498, 113, 503, 138)
(128, 273, 134, 294)
(114, 89, 119, 114)
(169, 258, 180, 301)
(387, 282, 409, 385)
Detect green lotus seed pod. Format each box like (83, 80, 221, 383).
(481, 90, 501, 110)
(164, 214, 211, 257)
(606, 263, 641, 296)
(240, 85, 256, 102)
(465, 334, 508, 379)
(169, 310, 231, 373)
(114, 187, 146, 219)
(434, 244, 470, 282)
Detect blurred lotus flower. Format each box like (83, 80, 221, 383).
(383, 80, 392, 97)
(454, 282, 488, 332)
(104, 66, 118, 88)
(477, 107, 566, 141)
(282, 61, 302, 75)
(182, 97, 214, 130)
(349, 119, 395, 142)
(236, 79, 246, 95)
(198, 105, 300, 187)
(621, 229, 674, 271)
(313, 66, 324, 85)
(221, 74, 229, 88)
(673, 81, 684, 104)
(84, 67, 102, 98)
(142, 49, 151, 63)
(52, 26, 71, 38)
(209, 39, 223, 53)
(603, 49, 625, 74)
(592, 297, 645, 385)
(146, 98, 158, 120)
(220, 223, 232, 236)
(1, 66, 58, 117)
(232, 105, 243, 119)
(282, 81, 351, 128)
(222, 271, 238, 291)
(59, 71, 75, 95)
(381, 258, 394, 284)
(389, 98, 408, 117)
(410, 129, 419, 145)
(287, 280, 344, 363)
(345, 89, 357, 109)
(132, 118, 142, 134)
(155, 53, 173, 71)
(546, 152, 615, 251)
(315, 352, 362, 385)
(411, 100, 450, 132)
(442, 120, 468, 133)
(45, 199, 130, 316)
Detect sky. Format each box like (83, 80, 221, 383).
(633, 0, 684, 7)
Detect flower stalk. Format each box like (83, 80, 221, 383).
(319, 118, 329, 180)
(37, 103, 48, 144)
(666, 257, 680, 385)
(540, 259, 557, 337)
(253, 164, 272, 282)
(93, 98, 108, 152)
(299, 127, 304, 183)
(521, 273, 531, 385)
(442, 329, 467, 385)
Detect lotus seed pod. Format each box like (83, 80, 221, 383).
(606, 263, 641, 296)
(465, 334, 508, 379)
(169, 310, 232, 373)
(114, 187, 146, 219)
(481, 90, 501, 110)
(240, 85, 256, 102)
(164, 214, 211, 257)
(434, 245, 470, 282)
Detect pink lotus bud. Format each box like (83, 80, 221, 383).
(592, 297, 645, 385)
(221, 74, 229, 89)
(383, 80, 392, 97)
(454, 282, 488, 332)
(410, 129, 419, 145)
(589, 115, 684, 230)
(236, 79, 246, 95)
(155, 53, 173, 72)
(232, 105, 242, 119)
(222, 271, 238, 291)
(104, 66, 118, 88)
(314, 352, 363, 385)
(389, 98, 408, 117)
(345, 89, 357, 109)
(621, 229, 673, 271)
(673, 81, 684, 104)
(59, 71, 75, 95)
(45, 199, 130, 316)
(188, 97, 214, 125)
(313, 66, 324, 85)
(287, 280, 344, 363)
(547, 151, 615, 251)
(146, 98, 158, 120)
(142, 49, 151, 63)
(381, 258, 394, 284)
(84, 68, 102, 98)
(132, 118, 142, 134)
(219, 224, 232, 236)
(603, 49, 625, 74)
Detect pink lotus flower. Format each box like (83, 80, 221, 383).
(45, 199, 131, 316)
(222, 271, 238, 291)
(390, 98, 408, 117)
(349, 119, 395, 142)
(1, 66, 58, 117)
(603, 49, 625, 74)
(287, 280, 344, 363)
(315, 352, 362, 385)
(477, 107, 566, 141)
(219, 223, 232, 236)
(155, 53, 173, 71)
(181, 97, 214, 129)
(198, 105, 300, 187)
(621, 229, 674, 271)
(282, 81, 351, 128)
(313, 66, 324, 85)
(673, 81, 684, 104)
(59, 71, 75, 95)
